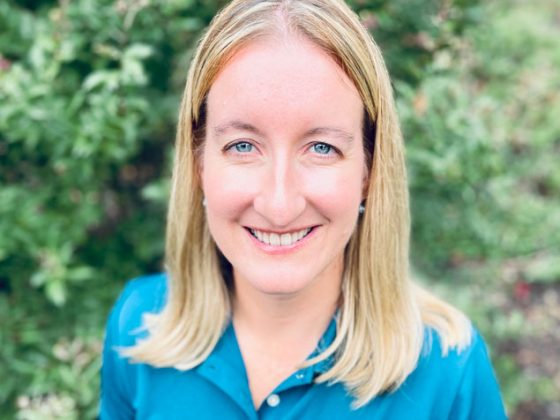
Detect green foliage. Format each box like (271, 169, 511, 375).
(403, 0, 560, 413)
(402, 0, 560, 271)
(349, 0, 482, 84)
(1, 0, 557, 417)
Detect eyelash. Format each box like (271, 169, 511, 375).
(224, 141, 341, 157)
(228, 141, 254, 153)
(310, 142, 339, 156)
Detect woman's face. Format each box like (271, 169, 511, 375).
(201, 36, 367, 297)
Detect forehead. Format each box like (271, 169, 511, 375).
(205, 36, 363, 131)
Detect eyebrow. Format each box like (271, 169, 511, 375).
(212, 120, 265, 137)
(212, 120, 354, 144)
(304, 127, 354, 144)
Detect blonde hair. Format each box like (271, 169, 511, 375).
(125, 0, 472, 408)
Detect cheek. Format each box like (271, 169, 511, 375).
(303, 166, 364, 216)
(201, 151, 365, 222)
(201, 156, 257, 219)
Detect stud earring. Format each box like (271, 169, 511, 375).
(202, 197, 207, 207)
(359, 202, 365, 214)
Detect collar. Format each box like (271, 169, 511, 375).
(195, 313, 339, 397)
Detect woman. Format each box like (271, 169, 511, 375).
(101, 0, 507, 418)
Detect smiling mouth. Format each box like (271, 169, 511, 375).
(247, 227, 314, 246)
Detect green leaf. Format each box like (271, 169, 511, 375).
(46, 280, 67, 307)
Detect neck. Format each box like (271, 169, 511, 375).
(231, 263, 342, 345)
(230, 261, 343, 409)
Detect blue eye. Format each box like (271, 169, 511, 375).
(233, 142, 254, 153)
(312, 143, 333, 155)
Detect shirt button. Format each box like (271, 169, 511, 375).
(266, 394, 280, 407)
(295, 373, 304, 380)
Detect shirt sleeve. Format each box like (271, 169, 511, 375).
(99, 284, 136, 420)
(449, 330, 508, 420)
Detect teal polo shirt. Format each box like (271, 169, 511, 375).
(100, 273, 507, 419)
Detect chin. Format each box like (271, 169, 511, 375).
(235, 267, 317, 296)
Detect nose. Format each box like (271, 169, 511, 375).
(253, 158, 306, 228)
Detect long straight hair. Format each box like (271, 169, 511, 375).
(125, 0, 471, 408)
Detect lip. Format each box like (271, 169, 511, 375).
(244, 226, 318, 255)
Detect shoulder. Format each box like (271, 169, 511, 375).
(394, 325, 507, 419)
(414, 325, 494, 388)
(107, 272, 168, 346)
(100, 274, 168, 418)
(420, 325, 484, 369)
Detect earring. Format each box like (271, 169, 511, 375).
(202, 197, 207, 207)
(359, 202, 365, 214)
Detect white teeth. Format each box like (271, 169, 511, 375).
(250, 228, 312, 246)
(270, 233, 280, 246)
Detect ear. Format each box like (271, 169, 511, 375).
(194, 147, 204, 188)
(196, 159, 203, 184)
(361, 163, 370, 200)
(197, 164, 206, 209)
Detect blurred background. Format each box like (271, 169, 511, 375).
(0, 0, 558, 418)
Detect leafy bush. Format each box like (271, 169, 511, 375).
(403, 0, 560, 271)
(2, 0, 557, 417)
(401, 0, 560, 411)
